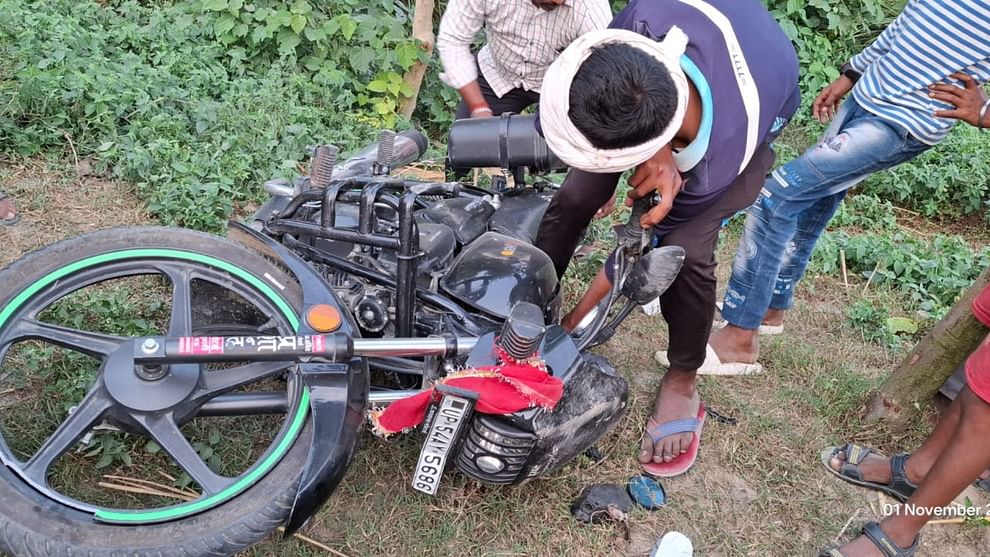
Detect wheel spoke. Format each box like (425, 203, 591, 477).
(135, 413, 233, 495)
(162, 265, 193, 337)
(22, 387, 114, 485)
(191, 361, 293, 404)
(7, 318, 124, 358)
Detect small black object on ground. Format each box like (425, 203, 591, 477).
(570, 484, 634, 524)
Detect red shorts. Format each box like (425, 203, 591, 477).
(965, 284, 990, 403)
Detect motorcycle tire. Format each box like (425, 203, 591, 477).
(0, 227, 313, 557)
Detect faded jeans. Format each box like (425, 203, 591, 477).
(721, 98, 931, 330)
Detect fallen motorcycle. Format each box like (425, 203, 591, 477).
(0, 114, 684, 556)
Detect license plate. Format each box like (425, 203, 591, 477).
(412, 393, 472, 495)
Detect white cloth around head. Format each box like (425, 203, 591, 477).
(539, 27, 690, 173)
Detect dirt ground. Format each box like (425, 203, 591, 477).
(1, 162, 987, 556)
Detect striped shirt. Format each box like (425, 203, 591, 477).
(437, 0, 612, 97)
(849, 0, 990, 145)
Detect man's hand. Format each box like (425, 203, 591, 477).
(930, 73, 989, 127)
(594, 193, 616, 219)
(812, 75, 855, 123)
(625, 145, 682, 228)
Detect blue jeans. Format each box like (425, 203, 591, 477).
(721, 98, 931, 330)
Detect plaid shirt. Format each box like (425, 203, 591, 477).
(437, 0, 612, 97)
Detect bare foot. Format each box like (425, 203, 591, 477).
(640, 371, 700, 464)
(0, 195, 16, 222)
(708, 324, 759, 364)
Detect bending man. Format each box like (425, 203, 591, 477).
(534, 0, 799, 475)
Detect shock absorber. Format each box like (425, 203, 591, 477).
(373, 129, 396, 175)
(310, 144, 339, 188)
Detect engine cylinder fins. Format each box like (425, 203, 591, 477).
(499, 302, 546, 361)
(310, 144, 339, 188)
(375, 129, 396, 173)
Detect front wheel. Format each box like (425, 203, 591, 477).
(0, 227, 317, 556)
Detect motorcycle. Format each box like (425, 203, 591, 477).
(0, 114, 684, 556)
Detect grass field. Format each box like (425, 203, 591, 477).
(1, 161, 987, 557)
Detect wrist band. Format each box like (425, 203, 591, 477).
(980, 99, 990, 131)
(470, 106, 493, 116)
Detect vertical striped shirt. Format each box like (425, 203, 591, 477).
(437, 0, 612, 97)
(849, 0, 990, 145)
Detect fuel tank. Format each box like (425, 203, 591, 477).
(440, 232, 558, 319)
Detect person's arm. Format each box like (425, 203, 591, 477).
(929, 72, 990, 129)
(436, 0, 491, 116)
(813, 2, 914, 123)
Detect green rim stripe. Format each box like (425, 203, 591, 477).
(0, 249, 299, 331)
(0, 248, 308, 523)
(94, 388, 311, 523)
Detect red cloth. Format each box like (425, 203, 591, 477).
(371, 351, 564, 436)
(966, 285, 990, 404)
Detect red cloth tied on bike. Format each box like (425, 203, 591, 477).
(370, 348, 563, 436)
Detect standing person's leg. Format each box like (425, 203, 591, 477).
(535, 169, 621, 279)
(711, 101, 930, 365)
(640, 143, 775, 466)
(763, 190, 847, 324)
(821, 388, 990, 557)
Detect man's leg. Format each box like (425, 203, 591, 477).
(830, 388, 990, 556)
(535, 169, 621, 279)
(641, 144, 775, 464)
(765, 191, 846, 318)
(712, 101, 930, 364)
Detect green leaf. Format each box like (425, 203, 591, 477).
(303, 26, 326, 42)
(290, 14, 307, 34)
(145, 441, 161, 454)
(290, 0, 312, 15)
(96, 453, 114, 469)
(350, 49, 374, 73)
(96, 141, 115, 152)
(251, 25, 270, 43)
(214, 14, 237, 36)
(886, 316, 918, 334)
(202, 0, 228, 11)
(208, 428, 221, 445)
(337, 15, 357, 41)
(366, 79, 387, 93)
(277, 29, 301, 54)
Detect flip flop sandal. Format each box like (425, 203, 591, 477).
(655, 345, 762, 376)
(641, 402, 706, 478)
(0, 192, 19, 226)
(820, 443, 917, 502)
(819, 521, 919, 556)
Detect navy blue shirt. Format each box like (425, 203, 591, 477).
(611, 0, 800, 228)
